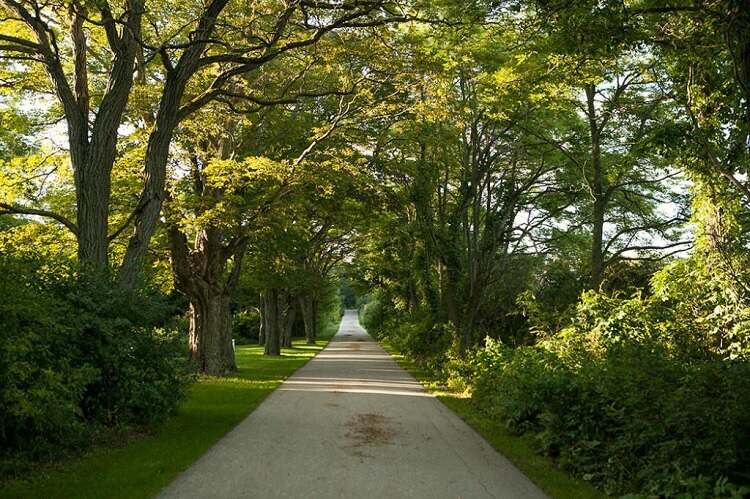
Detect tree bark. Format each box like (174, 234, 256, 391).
(280, 292, 296, 348)
(258, 292, 266, 345)
(75, 167, 111, 269)
(586, 84, 606, 290)
(263, 288, 281, 356)
(168, 222, 243, 375)
(118, 88, 182, 288)
(188, 291, 235, 375)
(299, 295, 316, 344)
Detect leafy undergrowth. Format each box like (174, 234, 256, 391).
(1, 322, 339, 499)
(380, 343, 605, 499)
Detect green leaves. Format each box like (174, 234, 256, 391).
(204, 156, 287, 191)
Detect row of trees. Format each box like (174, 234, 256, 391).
(353, 1, 750, 496)
(353, 0, 750, 347)
(0, 0, 404, 375)
(2, 0, 402, 472)
(355, 9, 692, 346)
(3, 0, 750, 494)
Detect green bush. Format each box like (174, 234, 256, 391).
(63, 272, 191, 426)
(232, 309, 261, 344)
(359, 297, 384, 335)
(470, 340, 572, 433)
(469, 337, 750, 496)
(0, 255, 192, 475)
(464, 260, 750, 496)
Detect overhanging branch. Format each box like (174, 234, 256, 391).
(0, 202, 79, 236)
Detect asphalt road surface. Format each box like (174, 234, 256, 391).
(159, 310, 546, 499)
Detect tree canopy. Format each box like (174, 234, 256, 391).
(2, 0, 750, 496)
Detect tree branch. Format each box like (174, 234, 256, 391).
(0, 202, 79, 236)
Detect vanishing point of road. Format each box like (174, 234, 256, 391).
(160, 310, 546, 499)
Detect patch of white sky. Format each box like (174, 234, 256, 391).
(567, 68, 694, 258)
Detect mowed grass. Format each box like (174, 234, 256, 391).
(1, 322, 339, 499)
(381, 343, 605, 499)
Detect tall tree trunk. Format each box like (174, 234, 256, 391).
(591, 197, 606, 289)
(586, 84, 606, 290)
(299, 295, 316, 345)
(264, 288, 281, 356)
(75, 164, 112, 269)
(258, 292, 266, 345)
(280, 292, 296, 348)
(119, 100, 180, 288)
(74, 2, 141, 271)
(442, 254, 463, 348)
(188, 290, 235, 375)
(17, 0, 144, 273)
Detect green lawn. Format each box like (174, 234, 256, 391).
(1, 322, 339, 499)
(381, 344, 606, 499)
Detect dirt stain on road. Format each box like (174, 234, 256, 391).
(344, 413, 397, 449)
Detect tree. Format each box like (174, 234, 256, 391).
(360, 21, 572, 349)
(166, 52, 373, 370)
(244, 145, 374, 354)
(0, 0, 408, 286)
(549, 63, 690, 289)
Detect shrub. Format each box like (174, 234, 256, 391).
(233, 309, 261, 344)
(0, 256, 92, 465)
(463, 259, 750, 496)
(62, 272, 191, 426)
(359, 297, 384, 336)
(0, 255, 192, 475)
(468, 335, 750, 496)
(470, 339, 573, 433)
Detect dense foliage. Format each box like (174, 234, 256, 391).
(3, 0, 750, 496)
(352, 3, 750, 497)
(364, 260, 750, 496)
(466, 283, 750, 496)
(0, 252, 190, 475)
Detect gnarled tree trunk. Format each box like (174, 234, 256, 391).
(169, 223, 244, 375)
(188, 290, 235, 375)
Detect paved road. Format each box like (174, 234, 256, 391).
(160, 310, 546, 499)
